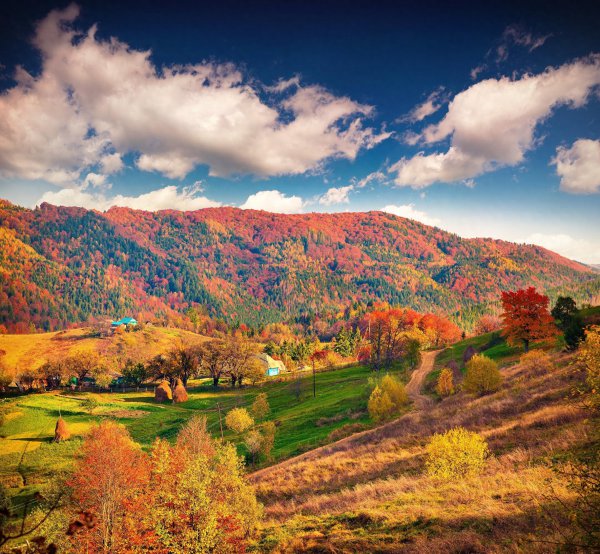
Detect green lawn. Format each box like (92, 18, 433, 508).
(0, 362, 411, 509)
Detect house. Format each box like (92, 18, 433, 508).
(111, 316, 138, 329)
(256, 353, 287, 376)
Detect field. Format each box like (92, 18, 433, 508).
(250, 347, 597, 552)
(0, 326, 210, 379)
(0, 361, 412, 515)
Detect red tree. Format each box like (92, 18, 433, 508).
(500, 287, 557, 352)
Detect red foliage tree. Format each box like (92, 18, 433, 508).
(500, 287, 558, 352)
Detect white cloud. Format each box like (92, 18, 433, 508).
(319, 185, 354, 205)
(390, 55, 600, 188)
(37, 184, 221, 212)
(381, 204, 440, 226)
(525, 232, 600, 264)
(470, 64, 486, 80)
(240, 190, 304, 213)
(355, 171, 387, 188)
(82, 172, 108, 189)
(552, 138, 600, 194)
(0, 6, 388, 187)
(402, 88, 446, 123)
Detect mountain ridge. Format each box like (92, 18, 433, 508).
(0, 199, 597, 333)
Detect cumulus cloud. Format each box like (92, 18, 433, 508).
(240, 190, 304, 213)
(381, 204, 440, 226)
(525, 232, 600, 264)
(355, 171, 388, 188)
(318, 185, 354, 205)
(37, 183, 221, 211)
(390, 55, 600, 188)
(0, 6, 388, 187)
(552, 138, 600, 194)
(401, 88, 446, 123)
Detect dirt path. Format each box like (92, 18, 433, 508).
(249, 350, 441, 481)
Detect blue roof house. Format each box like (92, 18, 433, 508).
(111, 316, 138, 328)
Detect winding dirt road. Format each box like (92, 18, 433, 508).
(249, 350, 441, 481)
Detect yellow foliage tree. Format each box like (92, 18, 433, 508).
(463, 354, 502, 396)
(368, 375, 408, 421)
(578, 326, 600, 408)
(436, 368, 454, 397)
(426, 427, 488, 479)
(225, 407, 254, 433)
(250, 393, 270, 421)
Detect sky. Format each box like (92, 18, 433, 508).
(0, 0, 599, 263)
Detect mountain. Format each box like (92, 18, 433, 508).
(0, 199, 598, 333)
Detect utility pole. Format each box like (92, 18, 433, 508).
(312, 359, 316, 398)
(217, 402, 224, 439)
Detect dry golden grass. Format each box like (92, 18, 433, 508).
(0, 325, 208, 376)
(251, 350, 594, 553)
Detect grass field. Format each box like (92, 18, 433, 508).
(0, 361, 411, 515)
(0, 326, 210, 378)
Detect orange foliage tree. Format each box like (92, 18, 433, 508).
(68, 421, 154, 553)
(500, 287, 558, 352)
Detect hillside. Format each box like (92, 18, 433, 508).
(0, 200, 598, 332)
(0, 326, 209, 378)
(250, 348, 596, 552)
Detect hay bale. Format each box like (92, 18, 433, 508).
(173, 379, 188, 403)
(54, 417, 70, 442)
(155, 380, 172, 402)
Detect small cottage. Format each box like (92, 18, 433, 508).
(256, 353, 287, 376)
(111, 316, 138, 329)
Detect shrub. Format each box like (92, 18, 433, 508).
(251, 393, 270, 420)
(463, 354, 502, 395)
(177, 415, 214, 457)
(172, 378, 188, 403)
(519, 350, 554, 374)
(426, 427, 488, 479)
(368, 375, 409, 421)
(155, 380, 172, 402)
(463, 345, 476, 365)
(225, 407, 254, 433)
(578, 326, 600, 409)
(245, 429, 263, 463)
(80, 397, 99, 414)
(436, 368, 454, 397)
(54, 417, 70, 442)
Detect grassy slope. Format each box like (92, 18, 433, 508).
(251, 347, 596, 553)
(0, 362, 411, 513)
(0, 326, 209, 376)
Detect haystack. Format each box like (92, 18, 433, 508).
(54, 417, 70, 442)
(155, 380, 172, 402)
(173, 378, 188, 403)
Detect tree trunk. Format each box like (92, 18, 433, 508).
(238, 376, 244, 388)
(523, 338, 530, 352)
(231, 375, 237, 387)
(212, 375, 219, 387)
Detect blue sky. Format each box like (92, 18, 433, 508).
(0, 0, 599, 262)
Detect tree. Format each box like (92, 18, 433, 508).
(244, 430, 263, 465)
(197, 340, 226, 387)
(176, 415, 215, 459)
(63, 351, 100, 383)
(223, 337, 259, 387)
(463, 354, 502, 395)
(474, 315, 502, 335)
(519, 350, 554, 374)
(167, 343, 199, 387)
(68, 421, 151, 553)
(426, 427, 488, 479)
(251, 393, 270, 421)
(501, 287, 558, 352)
(260, 421, 276, 461)
(436, 368, 454, 397)
(552, 296, 585, 350)
(367, 375, 408, 421)
(225, 408, 254, 433)
(121, 360, 147, 386)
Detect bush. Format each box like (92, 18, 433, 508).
(426, 427, 488, 479)
(80, 397, 99, 414)
(368, 374, 408, 421)
(225, 407, 254, 433)
(519, 350, 554, 374)
(463, 355, 502, 396)
(155, 380, 172, 402)
(54, 417, 70, 442)
(172, 379, 188, 403)
(244, 429, 263, 463)
(251, 393, 270, 420)
(463, 345, 476, 365)
(578, 326, 600, 409)
(436, 368, 454, 397)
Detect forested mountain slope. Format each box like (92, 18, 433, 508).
(0, 200, 597, 332)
